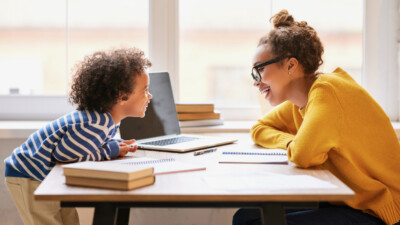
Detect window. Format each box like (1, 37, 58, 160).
(178, 0, 363, 112)
(1, 0, 398, 121)
(271, 0, 363, 82)
(0, 1, 66, 95)
(0, 0, 148, 95)
(68, 0, 148, 88)
(179, 0, 268, 107)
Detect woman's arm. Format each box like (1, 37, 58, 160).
(251, 101, 298, 149)
(287, 83, 343, 168)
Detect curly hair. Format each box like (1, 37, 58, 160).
(258, 9, 324, 76)
(69, 47, 152, 112)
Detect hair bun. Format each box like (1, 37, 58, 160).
(270, 9, 294, 28)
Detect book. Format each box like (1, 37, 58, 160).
(65, 175, 155, 190)
(62, 161, 154, 181)
(106, 157, 206, 175)
(175, 103, 214, 113)
(219, 149, 288, 164)
(177, 111, 221, 121)
(179, 118, 224, 127)
(62, 161, 155, 190)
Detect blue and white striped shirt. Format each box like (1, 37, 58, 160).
(4, 110, 120, 181)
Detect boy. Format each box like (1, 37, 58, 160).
(4, 47, 152, 225)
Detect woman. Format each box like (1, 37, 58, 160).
(233, 10, 400, 225)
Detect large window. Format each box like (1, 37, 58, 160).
(0, 1, 66, 95)
(0, 0, 148, 95)
(179, 0, 363, 109)
(179, 0, 268, 106)
(68, 0, 148, 87)
(3, 0, 398, 121)
(271, 0, 363, 82)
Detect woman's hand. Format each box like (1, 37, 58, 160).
(118, 139, 138, 157)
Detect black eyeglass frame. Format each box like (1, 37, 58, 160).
(251, 56, 288, 82)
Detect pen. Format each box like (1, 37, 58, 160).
(194, 148, 217, 156)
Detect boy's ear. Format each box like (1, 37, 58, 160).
(118, 95, 128, 105)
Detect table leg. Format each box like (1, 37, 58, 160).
(260, 203, 286, 225)
(115, 208, 130, 225)
(92, 203, 117, 225)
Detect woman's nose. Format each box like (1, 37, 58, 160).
(253, 81, 260, 87)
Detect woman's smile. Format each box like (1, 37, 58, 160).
(259, 85, 271, 99)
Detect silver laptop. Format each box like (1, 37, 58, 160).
(119, 72, 237, 152)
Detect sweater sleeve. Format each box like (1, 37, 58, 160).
(251, 101, 297, 149)
(52, 123, 120, 163)
(288, 83, 343, 168)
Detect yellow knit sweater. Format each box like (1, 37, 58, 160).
(251, 68, 400, 224)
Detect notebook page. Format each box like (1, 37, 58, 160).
(105, 157, 206, 175)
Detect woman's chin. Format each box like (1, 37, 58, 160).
(268, 98, 282, 107)
(268, 101, 278, 106)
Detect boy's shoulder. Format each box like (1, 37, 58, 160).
(65, 110, 114, 127)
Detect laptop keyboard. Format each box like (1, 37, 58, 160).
(141, 136, 201, 146)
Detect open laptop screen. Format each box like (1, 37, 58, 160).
(119, 72, 181, 140)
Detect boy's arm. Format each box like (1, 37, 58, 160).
(251, 101, 297, 149)
(52, 124, 120, 163)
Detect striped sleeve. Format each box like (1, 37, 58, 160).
(52, 113, 120, 163)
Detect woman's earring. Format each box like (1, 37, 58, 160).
(288, 71, 292, 75)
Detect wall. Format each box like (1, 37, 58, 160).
(0, 138, 26, 225)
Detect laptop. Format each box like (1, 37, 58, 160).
(119, 72, 238, 152)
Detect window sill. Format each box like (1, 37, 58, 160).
(0, 120, 254, 139)
(180, 121, 253, 133)
(0, 121, 49, 139)
(1, 121, 400, 139)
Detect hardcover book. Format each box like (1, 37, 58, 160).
(62, 161, 154, 181)
(175, 103, 214, 113)
(177, 111, 221, 121)
(65, 175, 155, 190)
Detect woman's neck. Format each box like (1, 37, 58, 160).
(287, 75, 317, 109)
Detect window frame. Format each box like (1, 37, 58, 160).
(362, 0, 399, 121)
(1, 0, 398, 122)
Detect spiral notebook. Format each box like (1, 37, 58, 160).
(105, 157, 206, 175)
(219, 149, 288, 164)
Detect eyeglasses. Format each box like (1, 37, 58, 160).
(251, 56, 285, 82)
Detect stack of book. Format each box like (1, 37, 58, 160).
(62, 161, 155, 190)
(175, 103, 223, 127)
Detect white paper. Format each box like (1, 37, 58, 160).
(204, 173, 337, 191)
(105, 157, 206, 175)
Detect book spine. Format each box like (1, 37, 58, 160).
(175, 104, 214, 113)
(177, 112, 220, 121)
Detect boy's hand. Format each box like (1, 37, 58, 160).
(118, 139, 137, 157)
